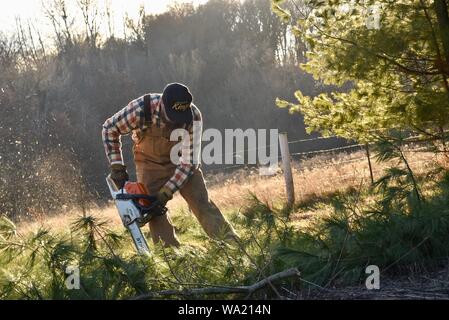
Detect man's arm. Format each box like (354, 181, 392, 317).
(163, 105, 203, 194)
(102, 96, 145, 165)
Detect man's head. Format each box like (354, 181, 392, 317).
(161, 83, 193, 124)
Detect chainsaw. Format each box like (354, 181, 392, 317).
(106, 175, 167, 255)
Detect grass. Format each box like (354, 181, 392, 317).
(2, 149, 448, 300)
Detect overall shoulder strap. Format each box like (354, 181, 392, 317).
(143, 94, 152, 124)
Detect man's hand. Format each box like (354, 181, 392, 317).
(156, 186, 173, 206)
(110, 164, 129, 189)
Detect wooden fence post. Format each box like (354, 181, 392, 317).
(279, 132, 295, 207)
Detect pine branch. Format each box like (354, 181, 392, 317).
(131, 268, 300, 300)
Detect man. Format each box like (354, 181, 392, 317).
(102, 83, 238, 247)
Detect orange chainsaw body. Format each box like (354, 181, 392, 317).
(124, 182, 152, 207)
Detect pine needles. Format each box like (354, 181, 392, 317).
(0, 205, 288, 299)
(274, 164, 449, 289)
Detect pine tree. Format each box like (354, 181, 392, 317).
(274, 0, 449, 145)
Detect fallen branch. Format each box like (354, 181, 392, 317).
(131, 268, 300, 300)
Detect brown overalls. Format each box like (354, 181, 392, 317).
(132, 122, 238, 247)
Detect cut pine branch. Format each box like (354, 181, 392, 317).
(131, 268, 301, 300)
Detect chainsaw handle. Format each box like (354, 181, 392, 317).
(116, 193, 158, 203)
(115, 193, 166, 214)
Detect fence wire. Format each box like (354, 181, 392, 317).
(205, 135, 434, 180)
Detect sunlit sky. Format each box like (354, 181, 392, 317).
(0, 0, 209, 37)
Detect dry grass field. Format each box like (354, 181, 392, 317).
(16, 148, 437, 236)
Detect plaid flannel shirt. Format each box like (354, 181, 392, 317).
(102, 93, 202, 194)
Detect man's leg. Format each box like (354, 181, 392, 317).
(148, 214, 180, 247)
(135, 163, 180, 247)
(180, 169, 239, 241)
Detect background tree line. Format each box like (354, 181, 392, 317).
(0, 0, 329, 219)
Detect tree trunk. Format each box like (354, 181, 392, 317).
(434, 0, 449, 66)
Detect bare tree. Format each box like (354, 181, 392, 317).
(77, 0, 101, 48)
(42, 0, 74, 50)
(105, 0, 114, 39)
